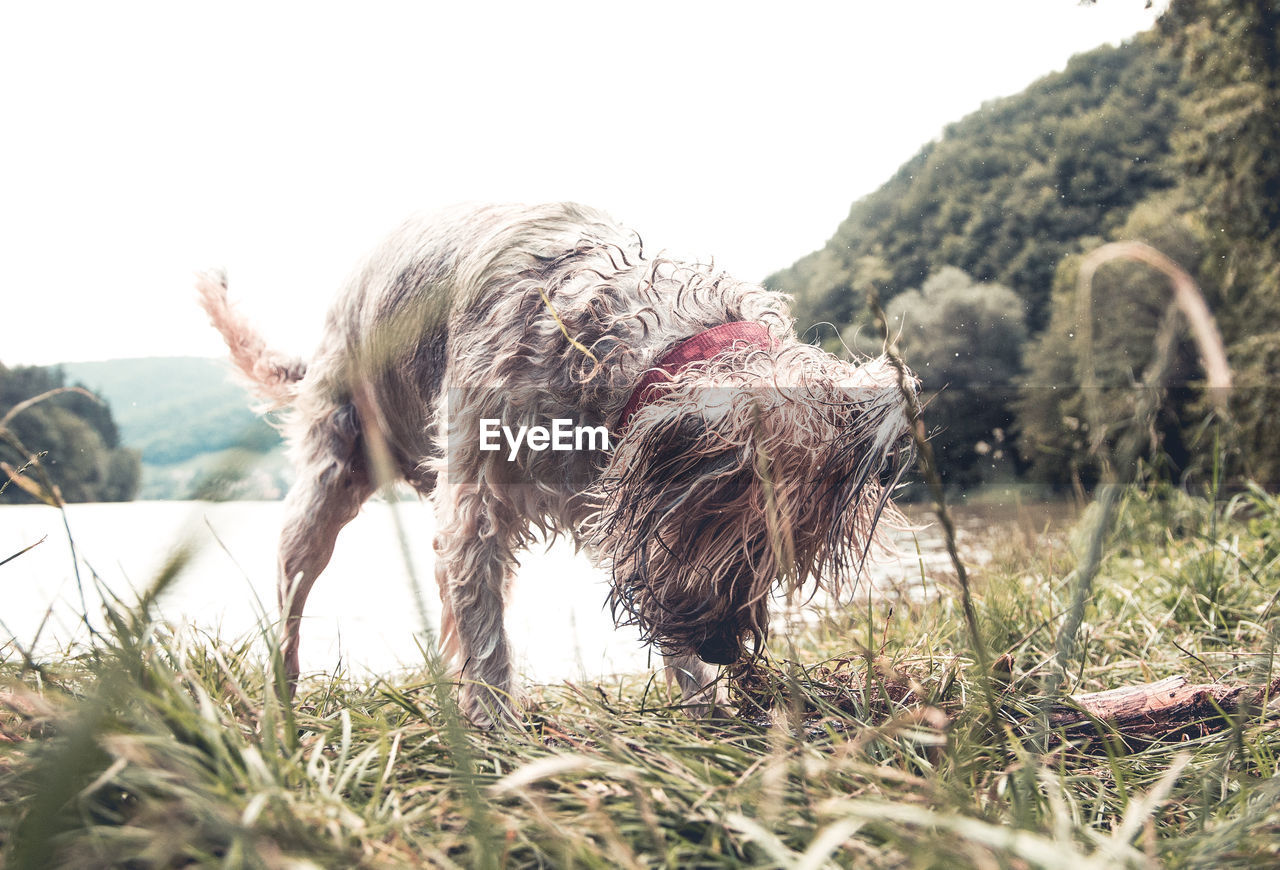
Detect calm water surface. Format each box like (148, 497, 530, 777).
(0, 498, 1074, 684)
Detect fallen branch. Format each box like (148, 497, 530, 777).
(733, 660, 1280, 752)
(1048, 674, 1280, 749)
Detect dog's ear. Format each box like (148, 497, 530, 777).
(661, 410, 744, 486)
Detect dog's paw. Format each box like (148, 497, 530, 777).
(458, 681, 523, 730)
(681, 683, 736, 720)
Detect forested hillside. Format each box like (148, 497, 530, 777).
(0, 364, 140, 504)
(769, 0, 1280, 490)
(769, 39, 1186, 335)
(2, 358, 286, 503)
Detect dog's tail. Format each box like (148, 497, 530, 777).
(196, 270, 307, 410)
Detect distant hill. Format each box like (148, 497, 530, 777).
(61, 357, 288, 499)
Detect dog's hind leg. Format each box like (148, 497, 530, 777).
(432, 475, 524, 728)
(663, 652, 730, 718)
(277, 404, 374, 693)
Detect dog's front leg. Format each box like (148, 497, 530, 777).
(432, 476, 523, 728)
(663, 651, 731, 718)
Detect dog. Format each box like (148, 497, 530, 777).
(198, 202, 914, 727)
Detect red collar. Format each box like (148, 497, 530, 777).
(614, 321, 779, 433)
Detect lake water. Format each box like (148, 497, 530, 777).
(0, 498, 1069, 685)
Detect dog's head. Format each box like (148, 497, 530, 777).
(591, 342, 916, 666)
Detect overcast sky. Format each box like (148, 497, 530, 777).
(2, 1, 1166, 366)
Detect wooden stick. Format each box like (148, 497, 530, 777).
(1049, 675, 1280, 746)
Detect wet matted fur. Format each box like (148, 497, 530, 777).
(198, 202, 915, 727)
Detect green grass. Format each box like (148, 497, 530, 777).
(2, 484, 1278, 868)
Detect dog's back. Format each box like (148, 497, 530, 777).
(305, 202, 632, 479)
(201, 201, 631, 487)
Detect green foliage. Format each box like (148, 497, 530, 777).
(1160, 0, 1280, 485)
(0, 364, 140, 504)
(1227, 331, 1280, 483)
(863, 267, 1027, 489)
(1016, 194, 1210, 488)
(1162, 0, 1280, 245)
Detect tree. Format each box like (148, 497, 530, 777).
(874, 267, 1027, 490)
(1159, 0, 1280, 485)
(1015, 195, 1209, 490)
(0, 364, 141, 504)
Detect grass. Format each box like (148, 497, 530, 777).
(1, 482, 1278, 868)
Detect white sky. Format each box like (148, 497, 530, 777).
(2, 1, 1166, 366)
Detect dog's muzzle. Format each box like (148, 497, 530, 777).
(694, 627, 742, 665)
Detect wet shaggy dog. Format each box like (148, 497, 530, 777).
(199, 202, 915, 727)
